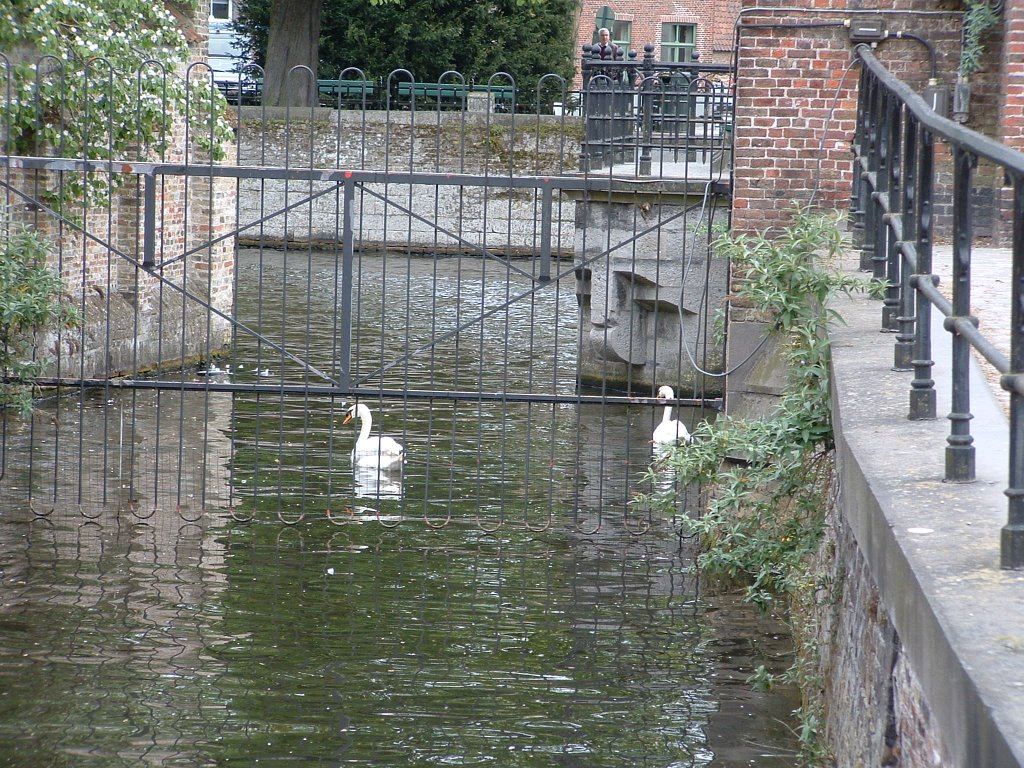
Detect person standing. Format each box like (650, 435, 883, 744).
(596, 27, 622, 60)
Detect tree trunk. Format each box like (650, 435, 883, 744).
(262, 0, 322, 107)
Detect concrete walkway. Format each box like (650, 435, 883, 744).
(604, 157, 729, 182)
(932, 245, 1014, 417)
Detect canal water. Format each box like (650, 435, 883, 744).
(0, 249, 801, 765)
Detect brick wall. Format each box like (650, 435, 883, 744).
(730, 2, 963, 236)
(1, 5, 238, 377)
(999, 0, 1024, 151)
(573, 0, 742, 88)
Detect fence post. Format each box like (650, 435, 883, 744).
(580, 45, 594, 172)
(945, 146, 977, 483)
(1002, 176, 1024, 568)
(638, 44, 655, 176)
(908, 125, 937, 421)
(143, 172, 156, 269)
(338, 176, 355, 391)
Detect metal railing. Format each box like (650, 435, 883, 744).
(580, 45, 734, 178)
(0, 54, 727, 527)
(852, 44, 1024, 569)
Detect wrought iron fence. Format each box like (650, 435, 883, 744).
(581, 45, 734, 178)
(851, 44, 1024, 568)
(0, 55, 728, 529)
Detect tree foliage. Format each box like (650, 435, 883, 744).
(0, 0, 232, 207)
(235, 0, 577, 92)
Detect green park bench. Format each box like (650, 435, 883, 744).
(395, 82, 515, 110)
(317, 79, 377, 106)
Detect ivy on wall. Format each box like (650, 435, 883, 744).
(959, 0, 1000, 77)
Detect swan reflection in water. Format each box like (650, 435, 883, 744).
(353, 463, 404, 499)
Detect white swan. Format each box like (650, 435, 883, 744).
(343, 403, 405, 469)
(652, 385, 691, 446)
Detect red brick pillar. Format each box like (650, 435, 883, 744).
(999, 0, 1024, 152)
(730, 8, 858, 236)
(996, 0, 1024, 244)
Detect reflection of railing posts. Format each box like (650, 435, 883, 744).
(639, 44, 655, 176)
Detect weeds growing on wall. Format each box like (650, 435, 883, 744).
(959, 0, 1001, 78)
(640, 207, 883, 763)
(0, 224, 79, 418)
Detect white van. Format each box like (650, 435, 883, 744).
(208, 20, 258, 103)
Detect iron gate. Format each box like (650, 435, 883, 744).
(0, 61, 729, 530)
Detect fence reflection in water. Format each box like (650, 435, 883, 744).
(0, 507, 801, 766)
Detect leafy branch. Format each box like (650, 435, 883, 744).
(1, 0, 233, 211)
(0, 222, 80, 418)
(638, 207, 883, 762)
(959, 0, 1000, 77)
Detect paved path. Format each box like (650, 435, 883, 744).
(932, 246, 1013, 418)
(605, 158, 727, 181)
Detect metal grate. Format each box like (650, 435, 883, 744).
(1, 58, 729, 529)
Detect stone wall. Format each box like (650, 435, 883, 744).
(811, 501, 953, 767)
(2, 136, 236, 381)
(822, 274, 1024, 767)
(574, 190, 728, 393)
(235, 109, 581, 256)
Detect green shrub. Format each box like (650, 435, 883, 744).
(640, 207, 883, 762)
(0, 225, 80, 418)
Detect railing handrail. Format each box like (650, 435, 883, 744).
(852, 43, 1024, 569)
(856, 44, 1024, 175)
(579, 44, 735, 177)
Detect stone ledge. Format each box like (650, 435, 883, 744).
(828, 268, 1024, 767)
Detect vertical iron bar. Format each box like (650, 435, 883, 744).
(862, 73, 881, 276)
(909, 125, 937, 420)
(850, 65, 868, 249)
(580, 46, 593, 172)
(878, 91, 899, 331)
(1001, 175, 1024, 568)
(143, 172, 155, 268)
(894, 103, 915, 371)
(639, 45, 654, 176)
(539, 183, 552, 282)
(338, 175, 355, 391)
(945, 146, 976, 482)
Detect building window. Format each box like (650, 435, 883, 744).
(612, 20, 632, 51)
(211, 0, 231, 20)
(661, 23, 696, 63)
